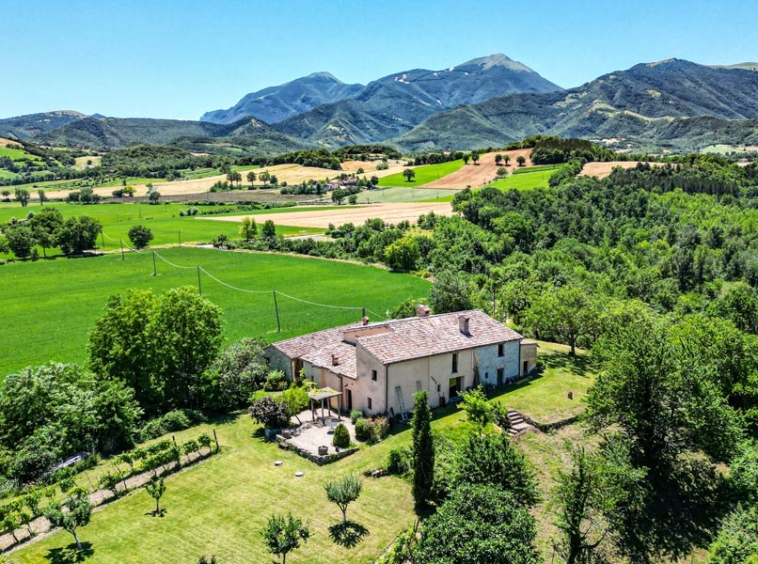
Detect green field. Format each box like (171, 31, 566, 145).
(486, 165, 561, 191)
(0, 202, 332, 258)
(0, 146, 43, 163)
(0, 248, 430, 377)
(377, 160, 465, 187)
(9, 343, 593, 564)
(355, 187, 460, 204)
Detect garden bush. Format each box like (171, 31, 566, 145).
(354, 418, 371, 441)
(387, 447, 412, 475)
(350, 409, 364, 424)
(333, 423, 351, 449)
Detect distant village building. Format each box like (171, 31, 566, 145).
(267, 309, 537, 419)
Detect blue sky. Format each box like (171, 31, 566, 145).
(2, 0, 756, 120)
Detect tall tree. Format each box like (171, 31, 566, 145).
(29, 207, 63, 258)
(527, 284, 601, 355)
(402, 169, 416, 182)
(128, 225, 154, 249)
(411, 390, 434, 508)
(56, 216, 102, 255)
(14, 188, 30, 207)
(246, 170, 256, 188)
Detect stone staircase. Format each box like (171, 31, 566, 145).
(506, 409, 536, 438)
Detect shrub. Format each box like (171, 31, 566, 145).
(387, 447, 412, 475)
(354, 418, 371, 441)
(333, 423, 350, 448)
(371, 416, 390, 441)
(263, 370, 288, 391)
(350, 409, 364, 424)
(250, 396, 290, 430)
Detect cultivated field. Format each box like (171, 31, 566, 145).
(10, 342, 596, 564)
(0, 137, 20, 147)
(206, 202, 454, 229)
(377, 159, 465, 188)
(0, 248, 430, 377)
(578, 160, 660, 179)
(421, 149, 534, 189)
(486, 164, 562, 191)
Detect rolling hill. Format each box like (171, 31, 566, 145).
(31, 116, 309, 155)
(0, 110, 87, 140)
(393, 59, 758, 151)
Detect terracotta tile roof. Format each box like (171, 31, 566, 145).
(300, 341, 358, 380)
(356, 310, 523, 365)
(269, 321, 365, 360)
(270, 310, 523, 371)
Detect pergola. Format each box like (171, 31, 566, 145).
(308, 387, 343, 423)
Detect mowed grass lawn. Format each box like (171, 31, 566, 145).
(0, 248, 430, 378)
(377, 160, 464, 187)
(0, 202, 330, 259)
(486, 164, 562, 191)
(11, 343, 595, 564)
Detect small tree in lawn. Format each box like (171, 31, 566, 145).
(324, 473, 363, 524)
(402, 169, 415, 182)
(44, 489, 92, 550)
(144, 476, 166, 516)
(128, 225, 154, 249)
(411, 390, 434, 508)
(240, 216, 257, 241)
(262, 512, 310, 564)
(496, 166, 508, 179)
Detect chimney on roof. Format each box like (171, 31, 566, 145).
(331, 354, 339, 366)
(416, 305, 431, 318)
(362, 316, 369, 326)
(459, 315, 470, 336)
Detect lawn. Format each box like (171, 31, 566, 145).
(0, 248, 431, 378)
(0, 146, 44, 163)
(0, 202, 325, 257)
(377, 160, 464, 187)
(486, 165, 561, 191)
(9, 342, 594, 564)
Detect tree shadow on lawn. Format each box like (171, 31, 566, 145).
(541, 349, 598, 377)
(45, 541, 94, 564)
(145, 508, 168, 518)
(329, 521, 369, 548)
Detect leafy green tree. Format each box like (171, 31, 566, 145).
(56, 215, 102, 255)
(452, 432, 538, 508)
(4, 224, 34, 259)
(324, 473, 363, 524)
(496, 166, 508, 179)
(331, 188, 347, 204)
(411, 390, 434, 508)
(412, 484, 540, 564)
(258, 170, 271, 186)
(44, 489, 92, 550)
(471, 153, 480, 165)
(14, 188, 30, 207)
(402, 169, 416, 182)
(708, 505, 758, 564)
(281, 380, 314, 424)
(460, 386, 491, 428)
(240, 216, 257, 241)
(389, 297, 427, 319)
(29, 207, 63, 258)
(128, 225, 154, 249)
(526, 284, 601, 355)
(246, 170, 256, 188)
(384, 236, 420, 272)
(462, 155, 470, 165)
(144, 476, 166, 515)
(516, 155, 526, 167)
(504, 154, 511, 166)
(428, 270, 473, 313)
(37, 189, 47, 205)
(495, 154, 503, 166)
(262, 219, 276, 239)
(203, 338, 269, 412)
(261, 512, 310, 564)
(148, 190, 161, 204)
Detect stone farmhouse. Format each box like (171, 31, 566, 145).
(266, 308, 537, 419)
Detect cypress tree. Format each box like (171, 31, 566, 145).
(411, 390, 434, 508)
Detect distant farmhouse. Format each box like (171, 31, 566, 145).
(267, 308, 537, 419)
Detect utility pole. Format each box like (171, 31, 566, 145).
(273, 290, 281, 333)
(100, 232, 105, 251)
(152, 251, 157, 276)
(120, 239, 124, 260)
(197, 266, 202, 295)
(178, 231, 182, 247)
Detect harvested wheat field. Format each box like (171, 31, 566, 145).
(205, 202, 453, 229)
(579, 161, 662, 179)
(422, 149, 533, 189)
(0, 137, 20, 147)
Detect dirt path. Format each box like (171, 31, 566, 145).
(421, 149, 534, 189)
(202, 202, 453, 229)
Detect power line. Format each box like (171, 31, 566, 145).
(198, 267, 270, 294)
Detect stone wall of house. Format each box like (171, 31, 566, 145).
(475, 340, 520, 387)
(266, 346, 293, 379)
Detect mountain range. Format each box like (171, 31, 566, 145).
(2, 55, 758, 154)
